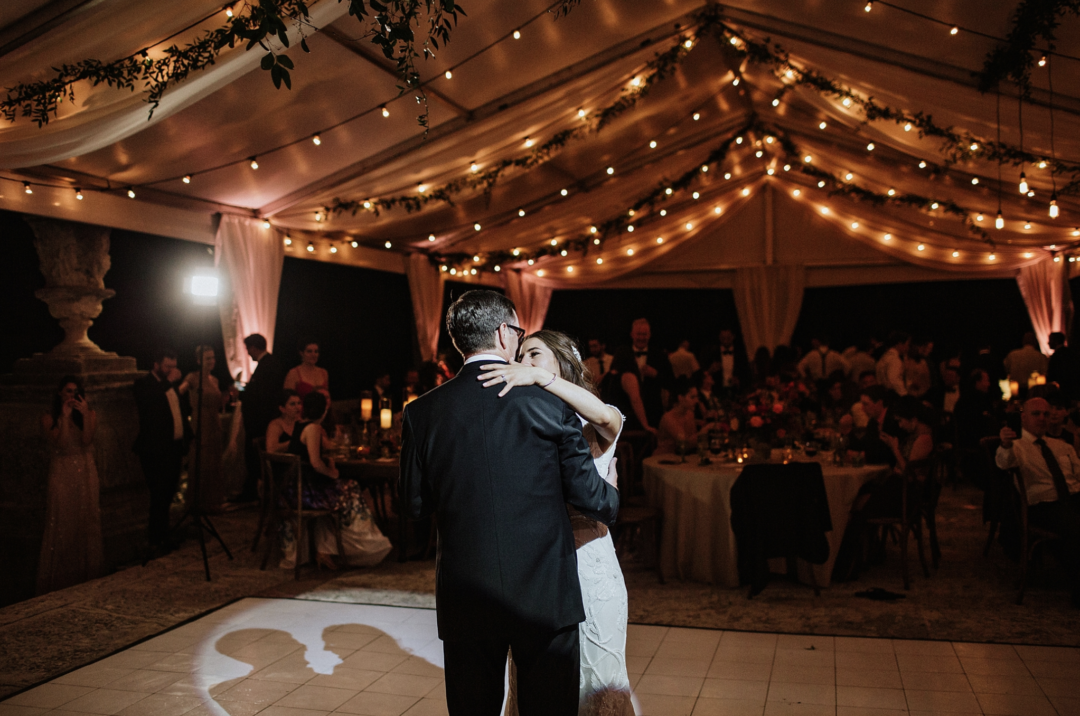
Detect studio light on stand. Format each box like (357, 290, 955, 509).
(178, 269, 234, 581)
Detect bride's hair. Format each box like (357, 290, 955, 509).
(526, 330, 598, 397)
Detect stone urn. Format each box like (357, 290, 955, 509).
(25, 218, 114, 355)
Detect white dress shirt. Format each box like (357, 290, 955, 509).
(584, 353, 613, 382)
(996, 429, 1080, 505)
(464, 353, 506, 366)
(797, 349, 849, 381)
(876, 349, 907, 396)
(720, 351, 736, 387)
(668, 348, 700, 379)
(156, 372, 184, 440)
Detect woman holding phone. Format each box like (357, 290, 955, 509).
(37, 375, 104, 594)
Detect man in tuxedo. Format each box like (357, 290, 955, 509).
(630, 318, 674, 426)
(583, 337, 613, 384)
(132, 347, 190, 550)
(236, 334, 287, 503)
(706, 329, 749, 396)
(400, 290, 619, 715)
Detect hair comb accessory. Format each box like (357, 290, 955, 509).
(571, 345, 582, 362)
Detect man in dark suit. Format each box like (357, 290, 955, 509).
(236, 333, 287, 503)
(132, 347, 190, 550)
(400, 290, 619, 715)
(629, 318, 675, 427)
(705, 328, 750, 397)
(847, 385, 902, 466)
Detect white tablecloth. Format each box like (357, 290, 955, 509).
(642, 455, 887, 588)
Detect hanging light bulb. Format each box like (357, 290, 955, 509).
(919, 161, 927, 169)
(971, 178, 979, 185)
(724, 173, 732, 180)
(819, 121, 827, 130)
(864, 1, 873, 11)
(607, 167, 615, 175)
(513, 29, 521, 39)
(659, 210, 667, 216)
(649, 140, 657, 149)
(381, 105, 389, 117)
(249, 157, 259, 169)
(75, 188, 83, 200)
(684, 38, 693, 49)
(952, 250, 960, 258)
(1050, 193, 1060, 218)
(518, 208, 526, 217)
(474, 223, 481, 231)
(989, 253, 996, 260)
(589, 226, 598, 234)
(428, 234, 436, 241)
(792, 189, 801, 197)
(560, 189, 569, 196)
(949, 26, 959, 35)
(995, 211, 1004, 229)
(866, 142, 875, 151)
(842, 97, 852, 107)
(183, 175, 192, 184)
(561, 249, 568, 256)
(444, 70, 453, 79)
(1019, 173, 1028, 194)
(494, 265, 502, 272)
(818, 180, 826, 188)
(470, 161, 479, 173)
(976, 214, 985, 222)
(306, 242, 315, 253)
(262, 220, 271, 229)
(693, 112, 701, 121)
(883, 233, 892, 241)
(418, 184, 427, 193)
(596, 258, 603, 265)
(524, 136, 534, 148)
(904, 123, 912, 132)
(225, 6, 234, 18)
(771, 98, 780, 107)
(363, 200, 372, 210)
(917, 244, 925, 251)
(384, 241, 392, 249)
(1039, 55, 1047, 67)
(851, 222, 860, 229)
(312, 134, 322, 145)
(127, 188, 136, 199)
(329, 244, 338, 254)
(887, 188, 896, 196)
(351, 240, 359, 248)
(577, 108, 586, 118)
(284, 236, 293, 246)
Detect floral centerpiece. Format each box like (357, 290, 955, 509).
(721, 378, 811, 455)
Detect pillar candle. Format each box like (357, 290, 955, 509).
(360, 398, 373, 421)
(380, 408, 392, 429)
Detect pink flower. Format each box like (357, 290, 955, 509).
(749, 416, 765, 428)
(772, 402, 785, 414)
(747, 404, 757, 413)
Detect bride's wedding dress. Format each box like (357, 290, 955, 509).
(507, 413, 634, 716)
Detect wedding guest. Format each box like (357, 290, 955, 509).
(133, 347, 190, 552)
(996, 396, 1080, 607)
(237, 333, 287, 503)
(668, 340, 700, 379)
(693, 369, 721, 425)
(797, 336, 848, 382)
(844, 385, 901, 466)
(583, 337, 613, 383)
(656, 378, 713, 455)
(706, 329, 749, 394)
(844, 339, 877, 382)
(179, 346, 227, 512)
(284, 338, 330, 399)
(954, 368, 1001, 456)
(876, 331, 910, 397)
(904, 336, 934, 398)
(1047, 332, 1080, 400)
(266, 390, 302, 453)
(629, 318, 674, 425)
(819, 372, 855, 426)
(1046, 390, 1075, 446)
(857, 370, 878, 389)
(373, 371, 392, 406)
(599, 347, 654, 434)
(1004, 332, 1048, 388)
(37, 376, 103, 594)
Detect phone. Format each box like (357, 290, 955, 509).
(1005, 412, 1022, 435)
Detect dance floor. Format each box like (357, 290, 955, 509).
(1, 597, 1078, 716)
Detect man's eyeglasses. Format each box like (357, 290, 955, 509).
(505, 324, 526, 341)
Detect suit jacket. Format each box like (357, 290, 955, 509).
(634, 347, 675, 426)
(399, 360, 620, 641)
(243, 352, 287, 434)
(848, 410, 902, 466)
(132, 372, 190, 456)
(705, 345, 750, 392)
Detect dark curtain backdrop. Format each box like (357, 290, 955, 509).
(273, 256, 416, 399)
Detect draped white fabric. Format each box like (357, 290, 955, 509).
(1016, 258, 1074, 355)
(733, 265, 806, 360)
(502, 270, 553, 335)
(215, 215, 285, 382)
(0, 0, 350, 169)
(405, 254, 446, 362)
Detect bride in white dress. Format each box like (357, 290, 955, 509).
(479, 329, 635, 716)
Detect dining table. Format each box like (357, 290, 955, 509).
(642, 453, 889, 588)
(335, 456, 407, 559)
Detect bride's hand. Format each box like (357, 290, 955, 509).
(605, 457, 618, 488)
(478, 363, 549, 398)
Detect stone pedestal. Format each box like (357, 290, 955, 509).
(0, 219, 148, 607)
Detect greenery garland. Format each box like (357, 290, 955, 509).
(977, 0, 1080, 95)
(1, 0, 465, 129)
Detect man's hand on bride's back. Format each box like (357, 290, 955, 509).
(478, 363, 550, 398)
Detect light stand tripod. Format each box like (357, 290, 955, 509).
(172, 346, 233, 581)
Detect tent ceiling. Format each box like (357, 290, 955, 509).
(2, 0, 1080, 283)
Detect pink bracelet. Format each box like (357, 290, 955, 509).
(542, 371, 557, 388)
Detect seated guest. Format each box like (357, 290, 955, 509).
(599, 347, 654, 434)
(834, 396, 935, 581)
(844, 385, 901, 466)
(655, 378, 713, 455)
(693, 369, 721, 426)
(583, 337, 614, 383)
(797, 336, 849, 382)
(266, 390, 302, 453)
(954, 368, 1001, 451)
(668, 340, 700, 379)
(844, 339, 877, 383)
(876, 331, 910, 397)
(996, 396, 1080, 607)
(819, 371, 855, 426)
(284, 338, 329, 399)
(1004, 332, 1048, 389)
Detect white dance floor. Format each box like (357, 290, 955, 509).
(2, 597, 1078, 716)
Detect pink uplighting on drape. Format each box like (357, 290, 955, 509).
(503, 270, 553, 336)
(733, 265, 806, 360)
(1016, 258, 1074, 355)
(215, 215, 285, 382)
(405, 254, 445, 362)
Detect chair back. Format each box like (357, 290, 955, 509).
(262, 450, 303, 519)
(614, 441, 636, 496)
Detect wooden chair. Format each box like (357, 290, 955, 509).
(1007, 467, 1064, 605)
(251, 437, 270, 552)
(865, 458, 933, 590)
(610, 441, 664, 582)
(258, 450, 344, 580)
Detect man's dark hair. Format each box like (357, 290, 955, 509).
(151, 346, 178, 365)
(886, 331, 910, 348)
(244, 334, 268, 351)
(301, 390, 328, 420)
(859, 385, 888, 404)
(445, 290, 517, 356)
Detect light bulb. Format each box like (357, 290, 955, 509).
(818, 180, 826, 188)
(701, 165, 709, 173)
(470, 268, 477, 275)
(864, 0, 872, 11)
(1073, 228, 1080, 237)
(312, 134, 321, 145)
(767, 168, 775, 175)
(225, 6, 234, 17)
(742, 187, 750, 196)
(819, 121, 827, 130)
(596, 258, 603, 265)
(995, 211, 1004, 229)
(950, 26, 959, 35)
(307, 242, 315, 252)
(724, 173, 732, 180)
(363, 201, 372, 209)
(474, 223, 481, 231)
(732, 77, 740, 86)
(755, 150, 763, 158)
(551, 239, 559, 246)
(630, 76, 641, 87)
(262, 220, 270, 229)
(450, 268, 457, 275)
(351, 240, 359, 248)
(513, 248, 521, 256)
(1025, 222, 1032, 230)
(772, 99, 780, 107)
(919, 161, 927, 169)
(593, 238, 601, 245)
(736, 137, 743, 144)
(589, 226, 597, 233)
(976, 214, 985, 221)
(428, 234, 435, 241)
(444, 70, 453, 79)
(887, 188, 896, 196)
(524, 136, 534, 148)
(784, 164, 791, 171)
(1028, 191, 1036, 197)
(851, 222, 860, 229)
(127, 188, 136, 199)
(384, 241, 392, 248)
(577, 108, 586, 118)
(692, 192, 700, 199)
(649, 140, 657, 148)
(561, 249, 568, 256)
(381, 105, 389, 117)
(971, 178, 979, 185)
(931, 202, 939, 210)
(866, 142, 875, 151)
(693, 112, 701, 121)
(249, 157, 258, 169)
(917, 243, 925, 251)
(1039, 161, 1047, 169)
(845, 172, 854, 181)
(842, 97, 852, 107)
(284, 236, 292, 246)
(183, 175, 191, 184)
(470, 162, 479, 173)
(440, 265, 448, 272)
(607, 167, 615, 175)
(494, 265, 501, 272)
(1039, 55, 1047, 67)
(989, 253, 996, 260)
(953, 250, 960, 257)
(685, 222, 694, 230)
(418, 184, 427, 193)
(821, 207, 829, 214)
(536, 270, 544, 276)
(714, 206, 723, 214)
(473, 255, 480, 262)
(627, 225, 634, 232)
(804, 155, 812, 163)
(792, 189, 801, 197)
(566, 266, 573, 272)
(1050, 195, 1060, 218)
(884, 233, 892, 241)
(75, 188, 83, 200)
(1019, 173, 1028, 193)
(684, 39, 693, 49)
(904, 123, 912, 132)
(527, 259, 533, 265)
(626, 249, 634, 256)
(518, 208, 525, 217)
(330, 245, 337, 254)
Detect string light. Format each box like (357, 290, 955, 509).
(866, 142, 875, 151)
(518, 208, 526, 217)
(755, 150, 763, 158)
(736, 137, 743, 144)
(883, 233, 892, 241)
(566, 266, 573, 272)
(594, 238, 601, 244)
(684, 39, 693, 49)
(1038, 161, 1047, 169)
(692, 192, 700, 199)
(626, 249, 634, 256)
(656, 237, 664, 244)
(792, 189, 801, 197)
(1039, 55, 1047, 67)
(1050, 194, 1059, 218)
(845, 172, 854, 181)
(842, 98, 852, 107)
(606, 167, 615, 175)
(262, 220, 271, 229)
(363, 200, 372, 209)
(524, 136, 534, 148)
(649, 140, 657, 148)
(351, 240, 359, 248)
(660, 210, 667, 216)
(976, 214, 984, 221)
(428, 234, 436, 241)
(887, 188, 896, 196)
(474, 223, 481, 231)
(701, 165, 709, 173)
(970, 143, 979, 151)
(75, 188, 83, 200)
(1073, 228, 1080, 237)
(692, 112, 701, 121)
(627, 225, 634, 232)
(741, 187, 750, 196)
(450, 268, 457, 275)
(1019, 173, 1028, 194)
(804, 155, 812, 163)
(1028, 190, 1035, 197)
(315, 210, 324, 222)
(732, 77, 740, 86)
(577, 108, 586, 118)
(513, 248, 521, 256)
(851, 222, 859, 229)
(917, 243, 925, 251)
(22, 182, 32, 194)
(724, 173, 732, 180)
(537, 270, 544, 276)
(989, 253, 996, 260)
(560, 189, 569, 196)
(284, 236, 292, 246)
(551, 239, 559, 246)
(996, 211, 1004, 229)
(1024, 222, 1032, 230)
(513, 29, 521, 39)
(527, 259, 534, 265)
(330, 244, 338, 254)
(470, 268, 477, 275)
(685, 222, 694, 230)
(783, 164, 791, 171)
(494, 265, 501, 272)
(819, 121, 827, 130)
(560, 249, 568, 256)
(714, 206, 723, 214)
(249, 157, 258, 169)
(772, 99, 780, 107)
(225, 6, 234, 17)
(971, 178, 979, 185)
(631, 76, 641, 87)
(127, 188, 136, 199)
(930, 202, 939, 210)
(904, 123, 912, 132)
(441, 265, 448, 272)
(589, 226, 597, 233)
(820, 207, 829, 214)
(766, 168, 775, 175)
(307, 242, 315, 252)
(380, 105, 389, 117)
(865, 1, 873, 10)
(818, 180, 826, 188)
(949, 26, 958, 35)
(473, 255, 481, 262)
(183, 175, 191, 184)
(952, 250, 960, 257)
(312, 134, 321, 146)
(596, 258, 603, 264)
(444, 70, 453, 79)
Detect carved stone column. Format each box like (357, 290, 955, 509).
(0, 218, 145, 606)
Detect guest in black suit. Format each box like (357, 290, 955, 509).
(705, 329, 750, 396)
(400, 290, 619, 715)
(845, 385, 902, 466)
(236, 334, 287, 502)
(132, 347, 190, 549)
(629, 318, 674, 427)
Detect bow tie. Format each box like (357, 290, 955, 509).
(634, 350, 648, 356)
